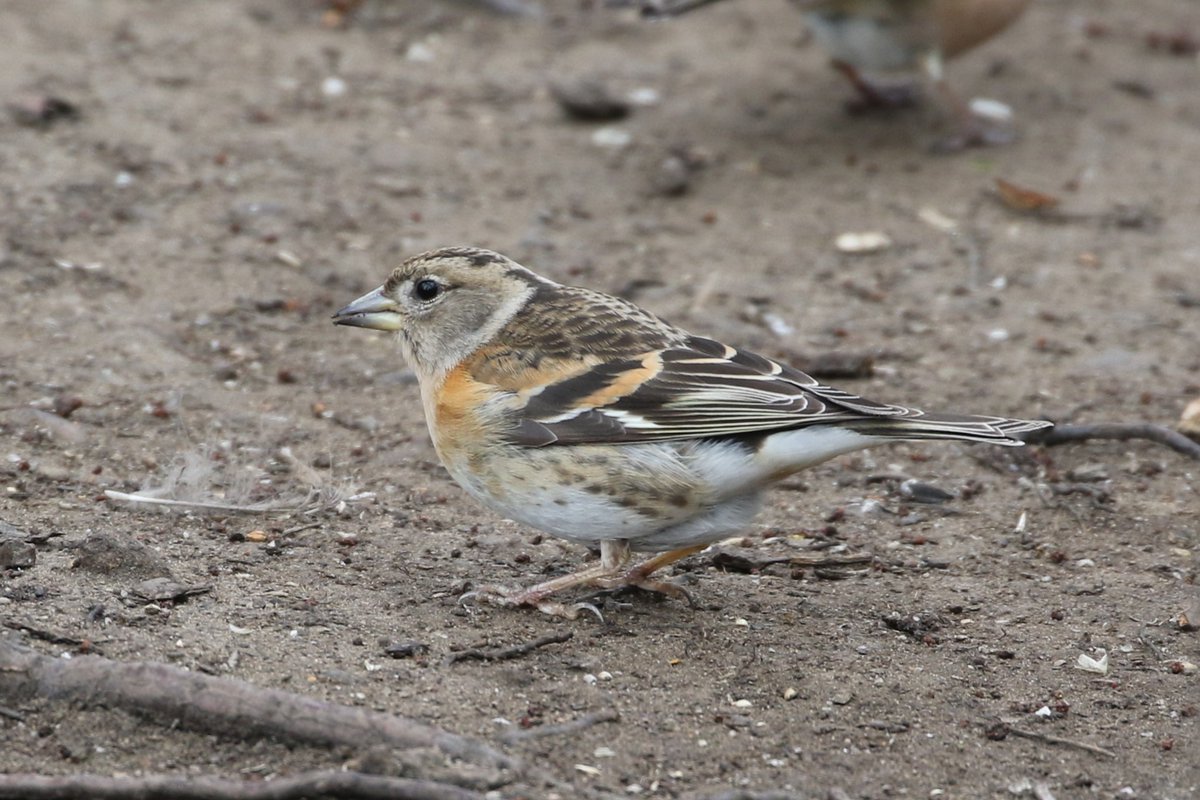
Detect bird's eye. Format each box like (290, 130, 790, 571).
(413, 279, 442, 302)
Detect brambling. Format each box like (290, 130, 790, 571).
(794, 0, 1032, 150)
(334, 247, 1050, 617)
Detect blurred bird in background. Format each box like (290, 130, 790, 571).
(633, 0, 1033, 151)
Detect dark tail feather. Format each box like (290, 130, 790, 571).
(848, 411, 1052, 447)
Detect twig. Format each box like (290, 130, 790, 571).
(694, 791, 807, 800)
(1, 621, 87, 647)
(444, 632, 573, 666)
(498, 709, 619, 745)
(709, 549, 872, 574)
(0, 771, 482, 800)
(1002, 725, 1116, 759)
(0, 637, 514, 773)
(0, 705, 24, 721)
(280, 521, 323, 536)
(610, 0, 729, 18)
(1024, 422, 1200, 461)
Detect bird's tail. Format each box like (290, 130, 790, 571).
(846, 410, 1052, 447)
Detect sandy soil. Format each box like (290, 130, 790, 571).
(1, 1, 1198, 798)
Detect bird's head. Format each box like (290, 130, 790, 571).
(333, 247, 544, 380)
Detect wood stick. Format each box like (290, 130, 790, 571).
(443, 632, 572, 666)
(0, 637, 514, 772)
(1002, 725, 1116, 759)
(498, 709, 619, 745)
(0, 771, 481, 800)
(709, 549, 872, 574)
(1025, 422, 1200, 460)
(631, 0, 729, 18)
(1, 621, 89, 647)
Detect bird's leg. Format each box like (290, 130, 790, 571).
(831, 59, 920, 114)
(463, 540, 709, 617)
(920, 50, 1015, 153)
(592, 543, 709, 608)
(461, 539, 633, 619)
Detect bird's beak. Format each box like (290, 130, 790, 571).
(332, 287, 402, 331)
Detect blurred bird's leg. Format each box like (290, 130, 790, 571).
(921, 50, 1015, 152)
(831, 59, 920, 114)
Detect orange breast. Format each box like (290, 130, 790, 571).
(430, 362, 495, 463)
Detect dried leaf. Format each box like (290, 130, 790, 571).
(995, 178, 1060, 213)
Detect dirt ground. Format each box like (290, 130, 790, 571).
(1, 1, 1198, 798)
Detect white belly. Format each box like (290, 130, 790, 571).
(441, 427, 882, 553)
(802, 9, 922, 72)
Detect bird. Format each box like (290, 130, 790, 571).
(636, 0, 1032, 150)
(334, 246, 1050, 617)
(793, 0, 1033, 151)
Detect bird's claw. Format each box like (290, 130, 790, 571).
(460, 586, 604, 621)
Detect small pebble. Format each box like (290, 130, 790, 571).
(551, 79, 630, 121)
(835, 231, 892, 254)
(0, 538, 36, 569)
(627, 87, 660, 106)
(321, 77, 347, 97)
(405, 42, 434, 63)
(969, 97, 1013, 123)
(591, 127, 631, 149)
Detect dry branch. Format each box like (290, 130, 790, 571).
(443, 631, 572, 666)
(694, 791, 804, 800)
(708, 549, 872, 574)
(0, 771, 481, 800)
(498, 709, 620, 745)
(1025, 422, 1200, 460)
(0, 637, 514, 773)
(993, 724, 1113, 762)
(620, 0, 728, 17)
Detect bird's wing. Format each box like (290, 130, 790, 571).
(506, 335, 912, 446)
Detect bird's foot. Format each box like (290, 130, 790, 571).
(844, 83, 920, 114)
(929, 116, 1015, 154)
(461, 585, 604, 621)
(459, 542, 707, 617)
(593, 571, 701, 609)
(832, 60, 919, 114)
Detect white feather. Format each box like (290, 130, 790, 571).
(755, 426, 883, 477)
